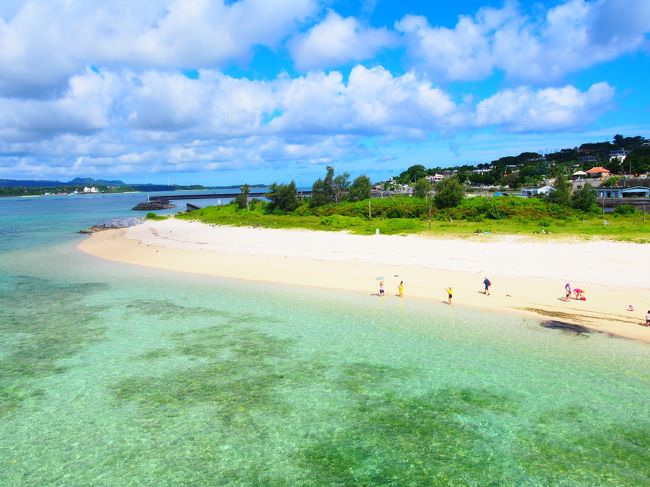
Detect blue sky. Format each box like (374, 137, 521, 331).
(0, 0, 648, 185)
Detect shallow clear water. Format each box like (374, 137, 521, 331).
(1, 195, 649, 485)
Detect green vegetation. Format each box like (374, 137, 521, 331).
(0, 180, 206, 197)
(434, 176, 464, 209)
(614, 204, 636, 216)
(145, 212, 169, 221)
(0, 185, 123, 197)
(179, 134, 650, 240)
(267, 181, 299, 212)
(310, 166, 372, 206)
(406, 134, 649, 189)
(413, 177, 432, 199)
(178, 194, 649, 240)
(311, 166, 350, 205)
(571, 185, 597, 212)
(546, 173, 571, 206)
(348, 174, 372, 202)
(234, 183, 250, 209)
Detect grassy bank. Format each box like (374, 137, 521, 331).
(176, 197, 650, 241)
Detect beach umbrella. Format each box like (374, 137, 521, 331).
(375, 276, 385, 280)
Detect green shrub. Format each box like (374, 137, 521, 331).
(348, 175, 372, 201)
(614, 204, 636, 215)
(267, 181, 299, 213)
(375, 218, 422, 234)
(319, 215, 364, 230)
(434, 177, 464, 209)
(571, 185, 597, 212)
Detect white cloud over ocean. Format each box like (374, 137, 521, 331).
(0, 66, 616, 177)
(0, 0, 647, 180)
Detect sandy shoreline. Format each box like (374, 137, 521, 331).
(77, 218, 650, 343)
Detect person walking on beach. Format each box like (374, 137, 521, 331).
(645, 310, 650, 327)
(483, 277, 491, 295)
(379, 281, 385, 297)
(564, 282, 572, 302)
(398, 281, 404, 297)
(447, 286, 453, 305)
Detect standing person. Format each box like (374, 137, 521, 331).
(645, 310, 650, 326)
(379, 281, 385, 297)
(483, 277, 491, 295)
(398, 281, 404, 297)
(447, 286, 453, 305)
(564, 282, 572, 302)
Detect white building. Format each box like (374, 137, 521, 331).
(609, 149, 629, 162)
(426, 174, 444, 183)
(520, 185, 553, 197)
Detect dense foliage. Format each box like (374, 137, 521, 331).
(234, 184, 250, 209)
(310, 166, 337, 207)
(570, 185, 597, 212)
(311, 166, 372, 206)
(179, 195, 648, 241)
(348, 175, 372, 201)
(414, 178, 432, 199)
(545, 173, 571, 206)
(176, 133, 648, 241)
(417, 134, 649, 189)
(267, 181, 299, 212)
(434, 177, 464, 209)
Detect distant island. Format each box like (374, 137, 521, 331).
(0, 177, 272, 197)
(0, 178, 209, 197)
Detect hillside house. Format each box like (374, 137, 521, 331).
(520, 185, 553, 197)
(597, 186, 650, 198)
(609, 149, 629, 162)
(426, 174, 444, 183)
(585, 167, 611, 179)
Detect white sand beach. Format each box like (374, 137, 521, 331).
(78, 218, 650, 343)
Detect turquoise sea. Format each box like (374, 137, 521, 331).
(1, 193, 649, 486)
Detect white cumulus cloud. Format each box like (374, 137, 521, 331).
(474, 82, 615, 131)
(0, 0, 316, 97)
(290, 10, 397, 70)
(396, 0, 650, 83)
(270, 65, 459, 138)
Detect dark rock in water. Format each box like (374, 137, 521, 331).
(132, 201, 175, 210)
(541, 320, 591, 336)
(80, 217, 144, 234)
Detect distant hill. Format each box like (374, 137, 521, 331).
(0, 179, 64, 188)
(67, 177, 125, 186)
(0, 177, 126, 188)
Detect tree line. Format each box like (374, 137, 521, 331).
(234, 165, 465, 213)
(395, 134, 650, 190)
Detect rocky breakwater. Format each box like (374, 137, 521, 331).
(132, 200, 176, 210)
(79, 217, 144, 234)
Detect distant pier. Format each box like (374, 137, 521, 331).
(149, 191, 311, 202)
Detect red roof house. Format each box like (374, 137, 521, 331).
(585, 167, 611, 178)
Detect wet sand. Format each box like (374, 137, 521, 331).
(78, 218, 650, 343)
